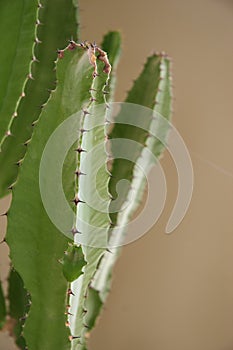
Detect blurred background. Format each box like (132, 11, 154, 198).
(1, 0, 233, 349)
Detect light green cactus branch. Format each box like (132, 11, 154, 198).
(85, 53, 172, 342)
(67, 53, 172, 350)
(67, 34, 121, 350)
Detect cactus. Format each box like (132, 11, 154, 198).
(7, 269, 30, 348)
(0, 0, 79, 198)
(0, 2, 172, 350)
(0, 278, 6, 330)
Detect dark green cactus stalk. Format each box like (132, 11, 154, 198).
(0, 278, 6, 330)
(8, 269, 30, 349)
(0, 0, 79, 198)
(0, 2, 172, 350)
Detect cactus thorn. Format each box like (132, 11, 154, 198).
(68, 40, 77, 50)
(35, 37, 42, 44)
(80, 128, 88, 134)
(83, 323, 90, 329)
(109, 221, 115, 228)
(24, 139, 31, 146)
(32, 55, 39, 62)
(106, 247, 113, 253)
(19, 315, 27, 322)
(71, 227, 81, 235)
(82, 108, 91, 116)
(6, 130, 12, 137)
(90, 97, 97, 102)
(78, 42, 85, 48)
(71, 196, 85, 206)
(65, 321, 70, 327)
(67, 288, 75, 296)
(57, 50, 64, 59)
(15, 159, 23, 166)
(65, 311, 74, 316)
(75, 170, 86, 177)
(69, 335, 80, 341)
(28, 73, 34, 80)
(8, 182, 16, 190)
(31, 120, 38, 127)
(75, 147, 86, 154)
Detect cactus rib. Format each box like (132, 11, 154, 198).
(0, 0, 79, 198)
(0, 0, 38, 148)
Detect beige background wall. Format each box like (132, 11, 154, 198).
(1, 0, 233, 349)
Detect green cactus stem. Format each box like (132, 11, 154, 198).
(0, 0, 79, 198)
